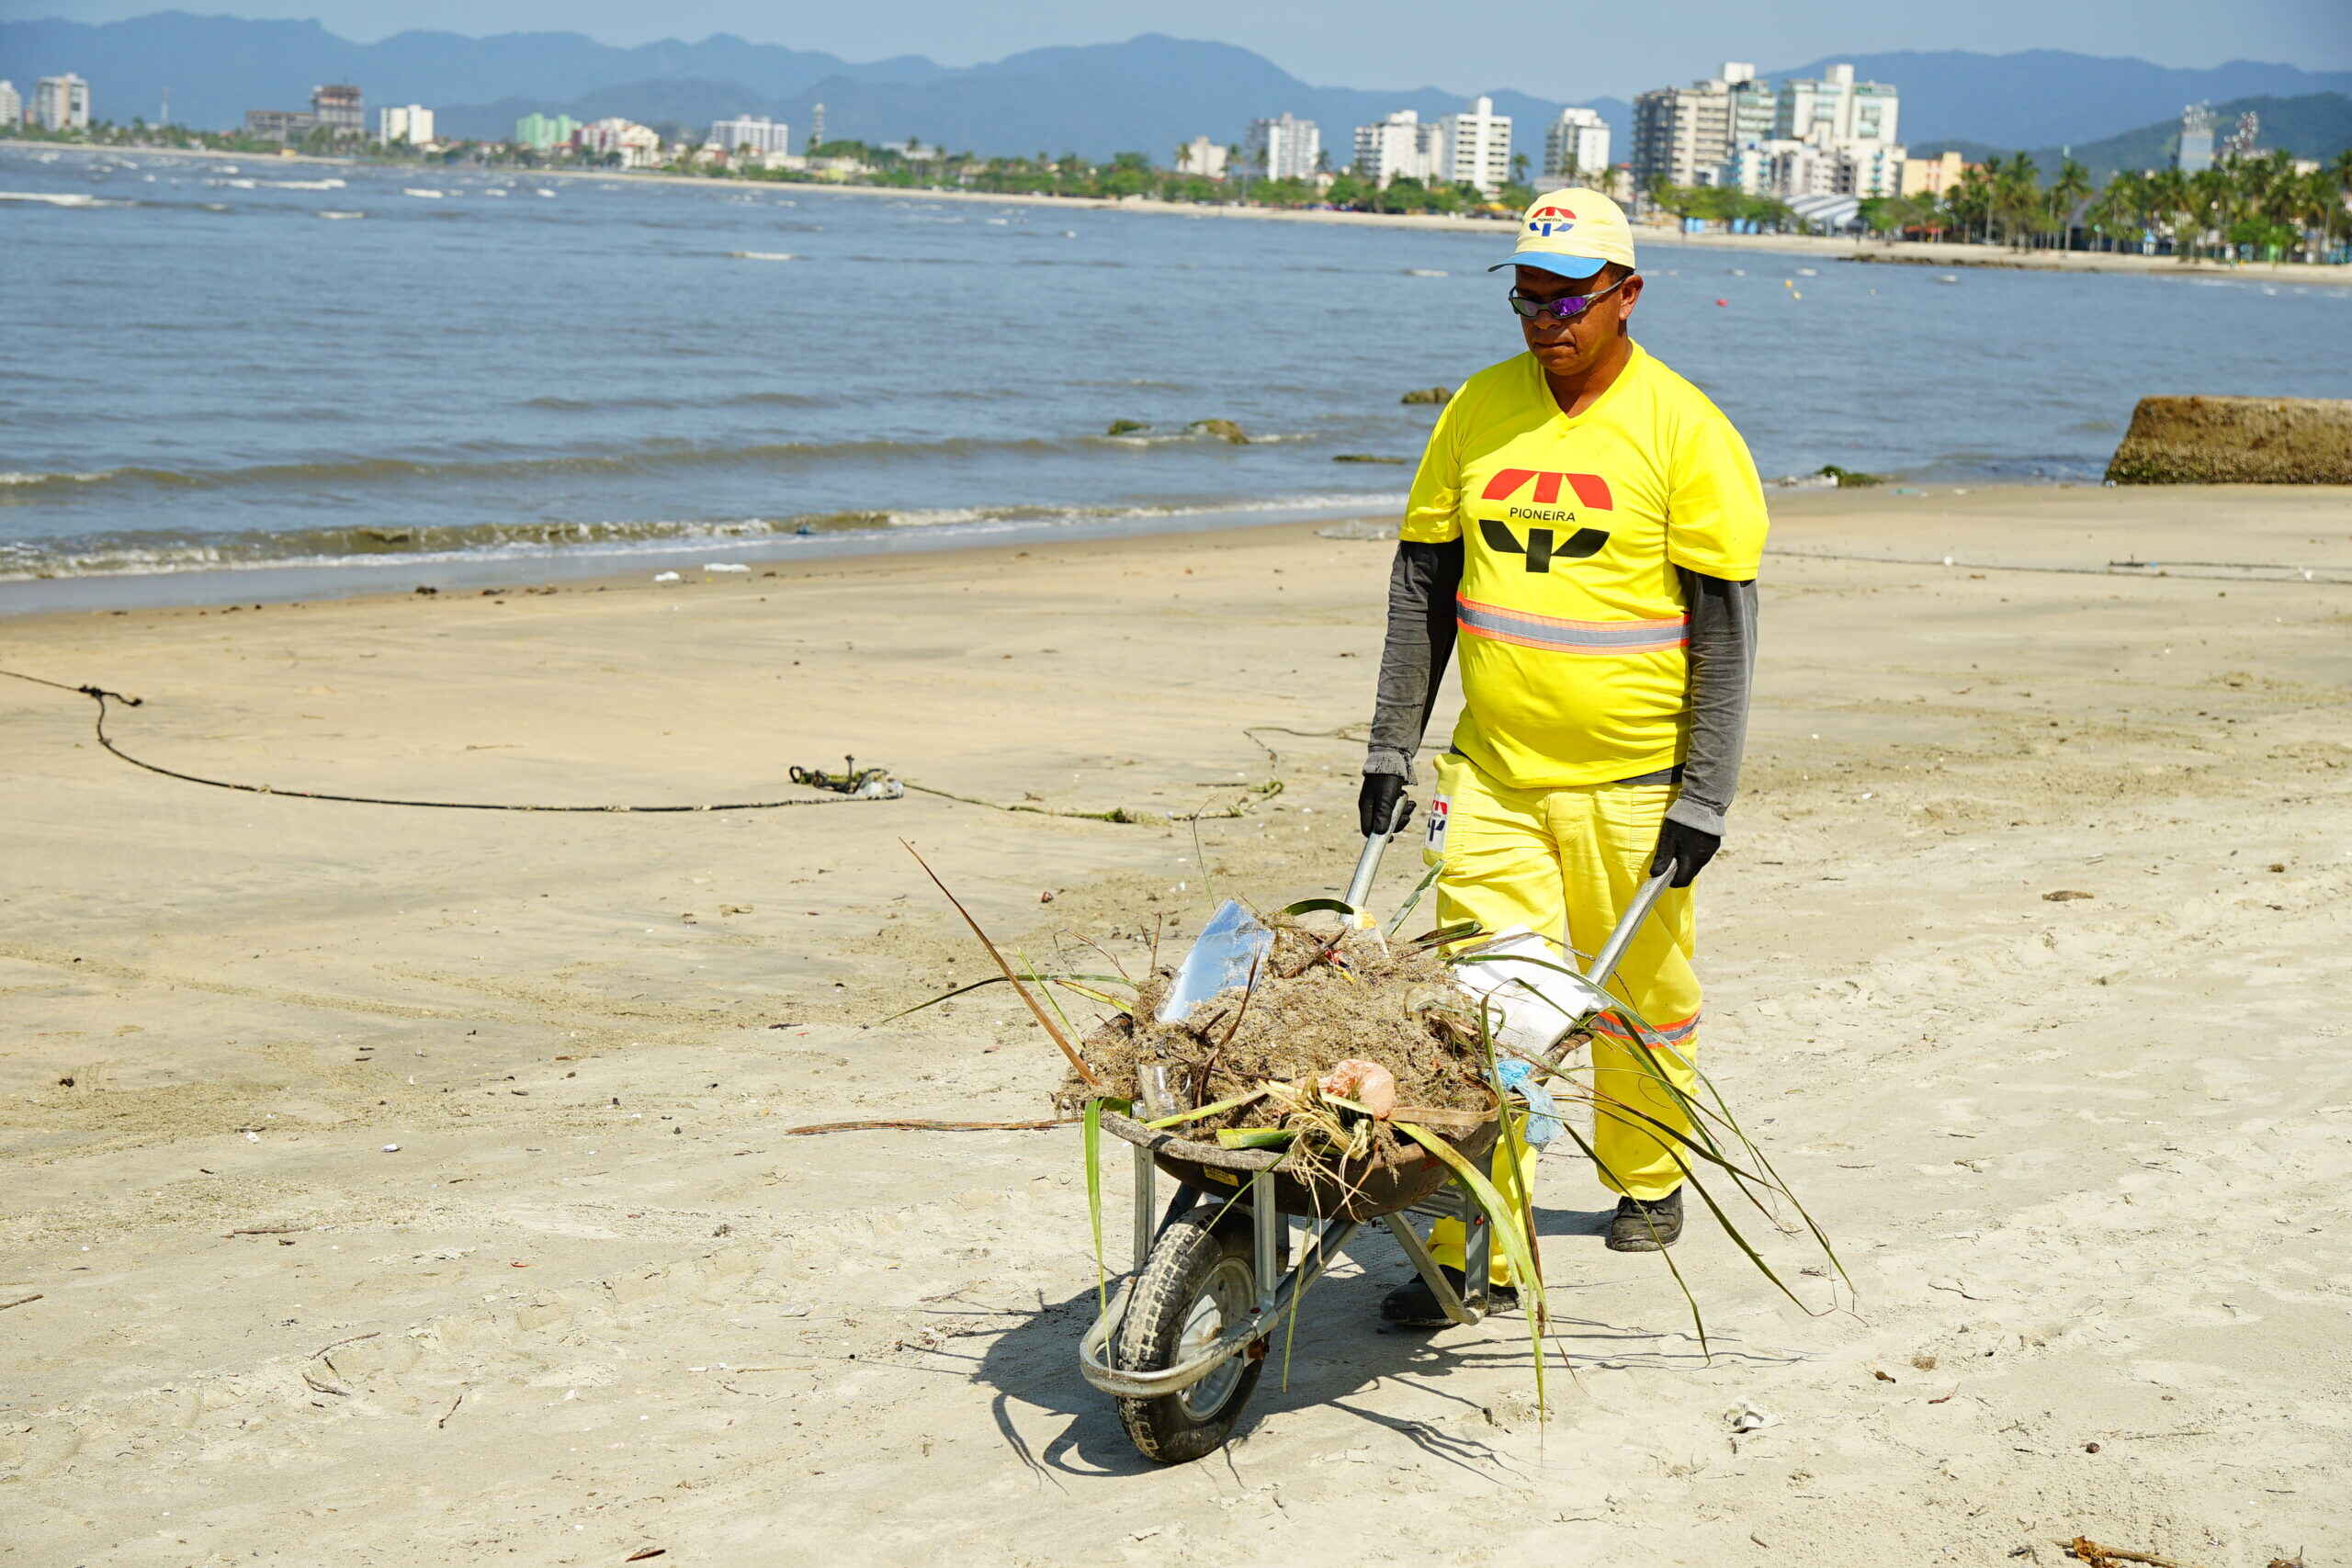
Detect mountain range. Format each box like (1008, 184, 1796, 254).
(1916, 92, 2352, 184)
(5, 13, 2350, 166)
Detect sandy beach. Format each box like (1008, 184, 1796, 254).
(532, 166, 2352, 290)
(4, 483, 2349, 1565)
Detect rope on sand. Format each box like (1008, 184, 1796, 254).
(1, 667, 876, 813)
(0, 666, 1292, 820)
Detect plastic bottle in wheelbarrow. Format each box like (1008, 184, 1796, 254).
(1156, 900, 1273, 1023)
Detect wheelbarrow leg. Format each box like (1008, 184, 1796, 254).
(1250, 1171, 1281, 1318)
(1133, 1141, 1155, 1271)
(1463, 1191, 1493, 1312)
(1379, 1193, 1483, 1326)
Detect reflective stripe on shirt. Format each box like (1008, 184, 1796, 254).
(1455, 593, 1690, 656)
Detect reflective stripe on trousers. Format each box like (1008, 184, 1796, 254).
(1422, 750, 1704, 1284)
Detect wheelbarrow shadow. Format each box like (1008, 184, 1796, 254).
(961, 1198, 1802, 1481)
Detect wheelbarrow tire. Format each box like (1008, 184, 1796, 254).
(1113, 1202, 1264, 1463)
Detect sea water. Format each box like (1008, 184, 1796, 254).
(4, 143, 2347, 604)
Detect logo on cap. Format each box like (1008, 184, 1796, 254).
(1527, 204, 1577, 237)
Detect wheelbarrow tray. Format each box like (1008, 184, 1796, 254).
(1095, 1102, 1501, 1223)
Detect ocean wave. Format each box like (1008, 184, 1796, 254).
(0, 491, 1406, 581)
(728, 250, 796, 261)
(523, 389, 833, 413)
(317, 209, 365, 220)
(0, 468, 104, 486)
(0, 190, 133, 208)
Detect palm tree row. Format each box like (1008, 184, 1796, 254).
(1915, 148, 2352, 263)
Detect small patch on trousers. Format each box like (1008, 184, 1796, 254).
(1425, 793, 1450, 861)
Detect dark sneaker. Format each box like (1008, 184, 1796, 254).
(1605, 1189, 1685, 1252)
(1378, 1266, 1518, 1328)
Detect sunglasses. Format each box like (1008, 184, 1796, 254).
(1507, 274, 1634, 321)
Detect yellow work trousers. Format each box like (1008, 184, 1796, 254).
(1423, 751, 1703, 1284)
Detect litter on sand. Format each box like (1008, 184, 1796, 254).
(1069, 910, 1506, 1148)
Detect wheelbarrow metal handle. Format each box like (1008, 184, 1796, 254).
(1583, 863, 1673, 994)
(1342, 829, 1391, 911)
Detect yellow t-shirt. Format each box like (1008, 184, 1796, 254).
(1401, 343, 1769, 790)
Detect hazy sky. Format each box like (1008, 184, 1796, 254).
(28, 0, 2352, 96)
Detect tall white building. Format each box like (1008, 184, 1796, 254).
(1543, 107, 1610, 182)
(1438, 96, 1512, 197)
(1740, 62, 1905, 200)
(1247, 113, 1320, 180)
(378, 104, 433, 144)
(710, 115, 791, 156)
(33, 73, 89, 131)
(1632, 62, 1770, 197)
(0, 81, 20, 127)
(1351, 109, 1442, 186)
(1772, 62, 1898, 147)
(1176, 135, 1228, 179)
(1639, 59, 1905, 207)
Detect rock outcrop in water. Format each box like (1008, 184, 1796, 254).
(1400, 387, 1452, 405)
(2107, 396, 2352, 484)
(1105, 419, 1148, 436)
(1187, 419, 1249, 445)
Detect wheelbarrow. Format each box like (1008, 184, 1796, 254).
(1074, 828, 1675, 1463)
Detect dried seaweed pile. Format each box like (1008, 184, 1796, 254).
(1065, 917, 1497, 1132)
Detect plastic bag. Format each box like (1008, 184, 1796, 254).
(1496, 1055, 1564, 1148)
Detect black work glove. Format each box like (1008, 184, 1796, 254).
(1357, 773, 1416, 838)
(1650, 818, 1720, 887)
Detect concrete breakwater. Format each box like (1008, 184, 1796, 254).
(2108, 396, 2352, 484)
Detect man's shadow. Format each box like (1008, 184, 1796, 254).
(955, 1196, 1798, 1481)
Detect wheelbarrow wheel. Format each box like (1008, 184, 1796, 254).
(1113, 1201, 1264, 1463)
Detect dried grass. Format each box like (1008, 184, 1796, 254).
(1061, 918, 1493, 1130)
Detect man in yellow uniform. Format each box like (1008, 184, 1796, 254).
(1358, 188, 1767, 1325)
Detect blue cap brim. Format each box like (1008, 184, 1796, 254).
(1488, 253, 1608, 279)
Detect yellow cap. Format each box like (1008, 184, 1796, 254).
(1491, 187, 1638, 279)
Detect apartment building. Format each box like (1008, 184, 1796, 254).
(580, 117, 662, 168)
(1351, 110, 1442, 186)
(1639, 59, 1905, 205)
(1773, 62, 1899, 146)
(1544, 107, 1611, 182)
(514, 113, 581, 152)
(379, 104, 434, 144)
(1631, 63, 1768, 194)
(709, 116, 791, 157)
(33, 73, 90, 131)
(1176, 135, 1228, 179)
(1247, 113, 1321, 181)
(311, 84, 363, 140)
(1437, 96, 1511, 197)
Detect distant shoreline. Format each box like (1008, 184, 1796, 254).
(16, 139, 2350, 291)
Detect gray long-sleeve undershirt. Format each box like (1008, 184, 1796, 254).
(1364, 540, 1758, 838)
